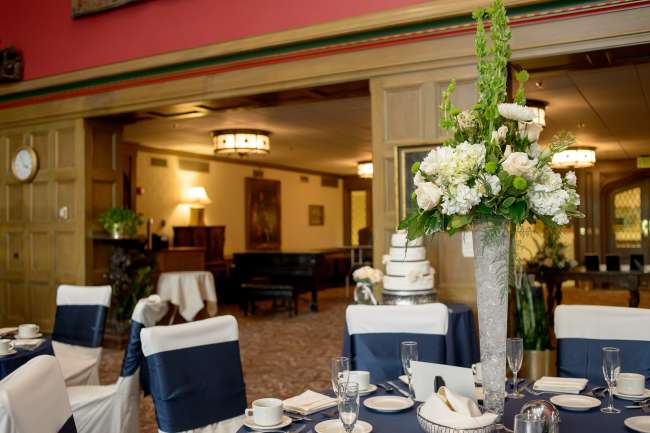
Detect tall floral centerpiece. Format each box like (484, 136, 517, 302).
(399, 0, 583, 418)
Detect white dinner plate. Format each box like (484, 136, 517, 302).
(398, 375, 408, 385)
(625, 416, 650, 433)
(14, 333, 42, 339)
(359, 384, 378, 396)
(0, 349, 17, 357)
(550, 394, 601, 411)
(614, 388, 650, 401)
(242, 415, 291, 431)
(314, 419, 372, 433)
(363, 395, 414, 413)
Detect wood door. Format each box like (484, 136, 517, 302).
(606, 178, 650, 259)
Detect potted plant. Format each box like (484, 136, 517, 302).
(98, 207, 142, 239)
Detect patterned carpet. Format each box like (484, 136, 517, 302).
(98, 285, 650, 433)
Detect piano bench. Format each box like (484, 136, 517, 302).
(241, 283, 299, 317)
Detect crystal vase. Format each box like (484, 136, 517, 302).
(472, 218, 511, 418)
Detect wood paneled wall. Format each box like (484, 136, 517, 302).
(0, 120, 86, 330)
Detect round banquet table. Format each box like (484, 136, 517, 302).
(443, 303, 480, 367)
(0, 336, 54, 380)
(237, 384, 640, 433)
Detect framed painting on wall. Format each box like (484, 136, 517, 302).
(245, 177, 281, 251)
(308, 205, 324, 226)
(72, 0, 142, 18)
(394, 143, 441, 224)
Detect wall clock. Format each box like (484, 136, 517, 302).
(11, 145, 39, 182)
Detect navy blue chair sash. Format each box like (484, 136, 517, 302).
(558, 338, 650, 387)
(343, 328, 446, 383)
(59, 415, 77, 433)
(52, 305, 108, 348)
(120, 320, 153, 395)
(146, 341, 247, 432)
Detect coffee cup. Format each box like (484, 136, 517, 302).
(348, 370, 371, 391)
(245, 398, 283, 426)
(0, 339, 15, 355)
(18, 324, 39, 338)
(617, 372, 645, 396)
(472, 362, 483, 383)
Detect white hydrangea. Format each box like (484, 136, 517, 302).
(498, 103, 535, 122)
(479, 174, 501, 196)
(420, 147, 454, 176)
(441, 183, 481, 215)
(502, 151, 537, 179)
(528, 187, 569, 219)
(533, 166, 563, 192)
(415, 182, 443, 211)
(455, 141, 486, 174)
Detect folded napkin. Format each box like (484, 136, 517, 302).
(533, 376, 587, 394)
(12, 338, 45, 351)
(420, 386, 497, 429)
(283, 390, 337, 415)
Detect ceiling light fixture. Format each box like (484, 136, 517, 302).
(212, 129, 270, 156)
(551, 146, 596, 169)
(526, 99, 548, 127)
(357, 161, 373, 178)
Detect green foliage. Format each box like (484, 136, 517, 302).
(115, 265, 154, 322)
(514, 70, 529, 105)
(98, 208, 142, 234)
(439, 80, 458, 132)
(515, 275, 550, 350)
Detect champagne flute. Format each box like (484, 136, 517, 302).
(338, 382, 360, 433)
(601, 347, 621, 414)
(507, 337, 524, 399)
(401, 341, 418, 400)
(331, 356, 350, 399)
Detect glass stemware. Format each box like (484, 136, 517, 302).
(400, 341, 418, 400)
(601, 347, 621, 414)
(331, 356, 350, 399)
(507, 337, 524, 399)
(513, 413, 545, 433)
(338, 382, 360, 433)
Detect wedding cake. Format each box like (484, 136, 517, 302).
(382, 230, 436, 305)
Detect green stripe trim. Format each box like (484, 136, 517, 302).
(0, 0, 614, 104)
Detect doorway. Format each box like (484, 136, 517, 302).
(605, 176, 650, 259)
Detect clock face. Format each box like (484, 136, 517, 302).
(12, 147, 38, 182)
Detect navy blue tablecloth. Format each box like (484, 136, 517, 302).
(238, 383, 638, 433)
(444, 303, 479, 367)
(0, 336, 54, 380)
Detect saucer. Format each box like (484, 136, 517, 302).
(15, 333, 42, 339)
(363, 395, 413, 413)
(0, 349, 17, 357)
(314, 419, 372, 433)
(625, 416, 650, 433)
(359, 384, 378, 396)
(243, 415, 291, 431)
(550, 394, 601, 411)
(614, 388, 650, 401)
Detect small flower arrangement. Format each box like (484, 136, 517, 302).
(352, 266, 384, 285)
(400, 0, 583, 239)
(526, 227, 577, 276)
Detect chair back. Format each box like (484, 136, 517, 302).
(53, 285, 111, 348)
(141, 315, 247, 433)
(555, 305, 650, 386)
(343, 303, 449, 382)
(0, 355, 77, 433)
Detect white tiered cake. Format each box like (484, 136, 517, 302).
(382, 230, 436, 304)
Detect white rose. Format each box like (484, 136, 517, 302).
(498, 103, 536, 122)
(502, 152, 537, 179)
(415, 182, 443, 211)
(518, 121, 543, 143)
(491, 125, 508, 143)
(565, 170, 577, 187)
(352, 266, 370, 281)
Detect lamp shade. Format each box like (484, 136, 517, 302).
(551, 147, 596, 169)
(357, 161, 373, 178)
(184, 186, 211, 206)
(212, 129, 270, 156)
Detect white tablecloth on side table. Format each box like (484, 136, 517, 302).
(157, 271, 218, 321)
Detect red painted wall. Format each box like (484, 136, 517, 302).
(1, 0, 427, 81)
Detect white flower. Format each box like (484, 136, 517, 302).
(533, 166, 563, 192)
(491, 125, 508, 143)
(479, 174, 501, 196)
(502, 151, 537, 179)
(498, 103, 536, 122)
(441, 184, 481, 215)
(353, 266, 383, 284)
(552, 212, 569, 225)
(415, 182, 443, 211)
(456, 110, 477, 129)
(528, 142, 543, 158)
(455, 141, 486, 174)
(420, 147, 454, 176)
(414, 171, 426, 186)
(518, 121, 543, 143)
(565, 170, 577, 187)
(406, 268, 427, 283)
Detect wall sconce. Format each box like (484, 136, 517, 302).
(183, 186, 211, 226)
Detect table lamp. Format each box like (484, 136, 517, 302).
(184, 186, 211, 226)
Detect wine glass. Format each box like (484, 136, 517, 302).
(513, 413, 544, 433)
(338, 382, 360, 433)
(401, 341, 418, 400)
(507, 337, 524, 399)
(601, 347, 621, 414)
(331, 356, 350, 398)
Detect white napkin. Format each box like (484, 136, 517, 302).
(533, 376, 588, 394)
(420, 386, 497, 429)
(0, 327, 17, 336)
(12, 338, 44, 350)
(283, 390, 337, 415)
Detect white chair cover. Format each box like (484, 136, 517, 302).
(555, 305, 650, 386)
(52, 285, 112, 386)
(0, 355, 77, 433)
(141, 316, 246, 433)
(343, 304, 449, 382)
(66, 295, 168, 433)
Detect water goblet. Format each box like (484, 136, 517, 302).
(401, 341, 418, 400)
(331, 356, 350, 399)
(507, 337, 524, 399)
(601, 346, 621, 414)
(513, 413, 545, 433)
(338, 382, 360, 433)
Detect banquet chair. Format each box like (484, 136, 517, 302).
(66, 295, 168, 433)
(555, 305, 650, 386)
(0, 355, 77, 433)
(141, 315, 247, 433)
(343, 303, 449, 382)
